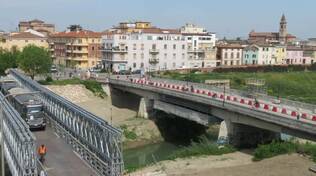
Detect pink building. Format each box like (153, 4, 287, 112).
(285, 46, 312, 65)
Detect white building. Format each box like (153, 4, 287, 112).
(181, 24, 217, 68)
(102, 28, 187, 72)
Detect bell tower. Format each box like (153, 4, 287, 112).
(279, 14, 287, 43)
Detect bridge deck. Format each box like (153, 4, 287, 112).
(34, 126, 96, 176)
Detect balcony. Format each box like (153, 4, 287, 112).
(66, 42, 88, 46)
(102, 48, 128, 53)
(149, 49, 159, 54)
(66, 57, 89, 61)
(102, 57, 128, 63)
(149, 58, 159, 64)
(187, 49, 205, 53)
(66, 49, 88, 54)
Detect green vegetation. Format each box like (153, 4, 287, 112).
(39, 78, 107, 98)
(168, 136, 235, 160)
(162, 71, 316, 104)
(253, 140, 316, 162)
(120, 125, 138, 140)
(18, 45, 52, 79)
(0, 50, 19, 75)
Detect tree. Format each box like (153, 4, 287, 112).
(18, 45, 52, 79)
(0, 50, 19, 75)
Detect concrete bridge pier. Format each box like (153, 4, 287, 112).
(219, 120, 280, 148)
(138, 98, 154, 119)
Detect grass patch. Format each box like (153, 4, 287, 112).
(161, 71, 316, 104)
(120, 125, 138, 140)
(168, 136, 235, 160)
(253, 140, 316, 161)
(38, 77, 107, 98)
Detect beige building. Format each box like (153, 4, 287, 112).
(216, 44, 244, 66)
(19, 19, 55, 36)
(49, 30, 102, 69)
(0, 30, 48, 51)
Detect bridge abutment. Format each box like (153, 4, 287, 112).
(219, 120, 280, 148)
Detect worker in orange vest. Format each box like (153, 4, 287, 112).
(38, 144, 47, 163)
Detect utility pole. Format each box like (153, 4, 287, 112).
(222, 84, 226, 107)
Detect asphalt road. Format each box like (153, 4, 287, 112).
(33, 126, 96, 176)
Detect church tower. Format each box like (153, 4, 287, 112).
(279, 14, 287, 43)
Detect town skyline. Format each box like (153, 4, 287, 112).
(1, 0, 315, 39)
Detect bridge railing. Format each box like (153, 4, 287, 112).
(0, 90, 37, 176)
(150, 77, 316, 113)
(10, 70, 123, 176)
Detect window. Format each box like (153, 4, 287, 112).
(237, 52, 240, 59)
(173, 44, 176, 50)
(164, 44, 167, 49)
(133, 53, 136, 59)
(92, 39, 95, 43)
(140, 62, 144, 68)
(164, 53, 167, 59)
(133, 44, 137, 50)
(173, 53, 176, 59)
(224, 53, 228, 59)
(224, 61, 227, 65)
(252, 54, 256, 58)
(194, 40, 197, 47)
(231, 53, 234, 59)
(182, 45, 185, 50)
(141, 44, 144, 50)
(147, 36, 153, 40)
(92, 46, 95, 51)
(133, 63, 136, 68)
(141, 53, 144, 59)
(25, 40, 28, 42)
(173, 62, 176, 68)
(231, 61, 233, 65)
(152, 44, 156, 49)
(78, 39, 82, 44)
(237, 60, 240, 65)
(182, 53, 185, 59)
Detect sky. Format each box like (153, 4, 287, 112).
(0, 0, 315, 39)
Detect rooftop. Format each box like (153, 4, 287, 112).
(50, 30, 102, 38)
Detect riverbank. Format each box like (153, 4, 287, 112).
(129, 153, 315, 176)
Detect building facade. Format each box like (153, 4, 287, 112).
(216, 44, 244, 66)
(285, 46, 313, 65)
(272, 45, 287, 64)
(19, 19, 55, 36)
(181, 24, 217, 68)
(49, 30, 102, 68)
(243, 44, 275, 65)
(102, 28, 187, 72)
(0, 30, 48, 51)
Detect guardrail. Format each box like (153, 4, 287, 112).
(0, 90, 38, 176)
(10, 70, 123, 176)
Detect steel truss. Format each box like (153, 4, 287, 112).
(10, 70, 123, 176)
(0, 91, 37, 176)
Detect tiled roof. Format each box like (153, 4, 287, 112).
(50, 30, 102, 38)
(216, 44, 244, 49)
(10, 32, 46, 39)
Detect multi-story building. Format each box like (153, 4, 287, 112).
(49, 30, 102, 68)
(19, 19, 55, 36)
(216, 44, 244, 66)
(285, 46, 313, 65)
(0, 29, 48, 51)
(102, 27, 187, 72)
(272, 45, 287, 64)
(243, 44, 275, 65)
(181, 23, 217, 68)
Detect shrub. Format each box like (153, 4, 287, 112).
(253, 141, 298, 161)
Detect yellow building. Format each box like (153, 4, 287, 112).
(111, 21, 153, 33)
(273, 45, 287, 64)
(0, 31, 48, 51)
(49, 30, 102, 69)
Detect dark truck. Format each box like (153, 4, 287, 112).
(0, 77, 19, 95)
(8, 87, 46, 130)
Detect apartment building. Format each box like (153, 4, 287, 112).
(216, 44, 244, 66)
(272, 45, 287, 64)
(102, 29, 187, 72)
(49, 30, 102, 68)
(0, 29, 48, 51)
(181, 24, 217, 68)
(243, 44, 275, 65)
(19, 19, 55, 36)
(285, 46, 313, 65)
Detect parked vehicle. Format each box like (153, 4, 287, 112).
(8, 87, 46, 130)
(118, 70, 131, 75)
(50, 65, 58, 73)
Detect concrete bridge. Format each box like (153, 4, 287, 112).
(104, 76, 316, 146)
